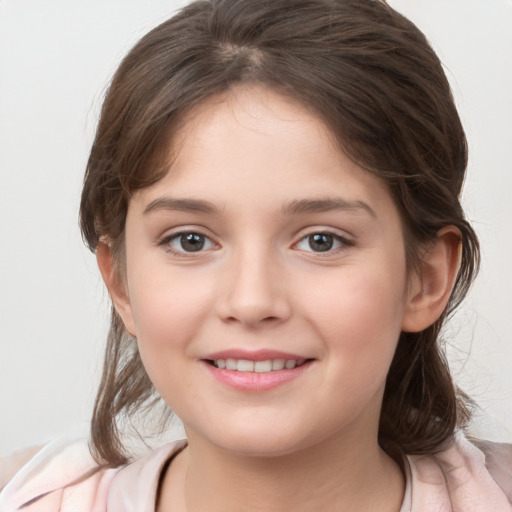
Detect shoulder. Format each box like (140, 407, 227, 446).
(0, 437, 120, 511)
(0, 445, 45, 492)
(473, 437, 512, 502)
(406, 432, 512, 511)
(0, 437, 188, 512)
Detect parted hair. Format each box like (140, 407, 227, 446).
(80, 0, 479, 467)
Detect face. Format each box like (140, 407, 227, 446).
(114, 85, 417, 457)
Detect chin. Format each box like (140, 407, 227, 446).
(190, 419, 322, 459)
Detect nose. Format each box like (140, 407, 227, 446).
(215, 246, 291, 327)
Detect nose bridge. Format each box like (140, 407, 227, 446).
(217, 238, 290, 325)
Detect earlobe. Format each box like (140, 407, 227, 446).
(96, 242, 137, 336)
(401, 227, 462, 333)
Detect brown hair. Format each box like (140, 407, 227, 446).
(80, 0, 479, 466)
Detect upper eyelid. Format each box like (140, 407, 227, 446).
(295, 232, 352, 246)
(292, 228, 355, 254)
(158, 226, 217, 242)
(158, 230, 217, 251)
(293, 226, 354, 241)
(157, 226, 354, 246)
(159, 231, 218, 258)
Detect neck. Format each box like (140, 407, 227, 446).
(159, 427, 405, 512)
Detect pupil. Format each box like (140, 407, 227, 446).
(309, 233, 333, 252)
(181, 233, 205, 252)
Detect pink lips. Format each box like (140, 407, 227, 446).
(201, 349, 313, 392)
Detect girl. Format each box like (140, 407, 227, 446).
(1, 0, 511, 510)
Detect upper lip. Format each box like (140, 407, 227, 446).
(202, 349, 310, 361)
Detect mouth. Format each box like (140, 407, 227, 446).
(201, 351, 314, 391)
(205, 358, 309, 372)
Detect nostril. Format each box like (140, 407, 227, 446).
(221, 312, 284, 326)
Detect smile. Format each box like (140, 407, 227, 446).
(210, 358, 307, 372)
(201, 350, 314, 391)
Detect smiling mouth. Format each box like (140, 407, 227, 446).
(206, 358, 310, 372)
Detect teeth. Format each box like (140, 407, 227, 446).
(212, 358, 306, 372)
(254, 360, 272, 372)
(226, 359, 237, 370)
(237, 359, 254, 372)
(272, 359, 285, 370)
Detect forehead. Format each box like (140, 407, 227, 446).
(130, 84, 398, 226)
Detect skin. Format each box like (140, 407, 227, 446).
(98, 85, 461, 511)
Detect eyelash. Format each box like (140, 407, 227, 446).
(159, 231, 217, 257)
(294, 231, 353, 255)
(159, 229, 353, 258)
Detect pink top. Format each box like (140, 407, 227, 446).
(1, 432, 511, 511)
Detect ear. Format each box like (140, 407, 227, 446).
(401, 226, 462, 333)
(96, 242, 137, 336)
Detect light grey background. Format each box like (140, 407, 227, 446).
(1, 0, 511, 457)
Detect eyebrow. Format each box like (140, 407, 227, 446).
(282, 198, 377, 218)
(143, 196, 376, 218)
(143, 197, 221, 215)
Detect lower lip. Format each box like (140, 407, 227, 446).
(202, 360, 313, 392)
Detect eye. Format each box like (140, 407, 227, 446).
(163, 231, 216, 254)
(295, 232, 349, 253)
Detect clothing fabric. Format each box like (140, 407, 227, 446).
(1, 432, 511, 511)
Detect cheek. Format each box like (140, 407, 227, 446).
(126, 264, 214, 363)
(302, 263, 407, 374)
(126, 273, 214, 407)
